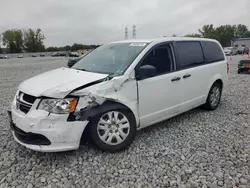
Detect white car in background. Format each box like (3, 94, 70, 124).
(0, 55, 9, 59)
(8, 37, 228, 153)
(223, 47, 238, 56)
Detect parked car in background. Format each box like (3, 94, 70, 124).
(51, 52, 59, 57)
(2, 55, 9, 59)
(18, 55, 24, 58)
(52, 52, 67, 57)
(237, 46, 249, 54)
(238, 60, 250, 74)
(32, 54, 37, 57)
(8, 37, 228, 152)
(69, 52, 79, 57)
(40, 54, 45, 57)
(67, 54, 85, 68)
(223, 47, 238, 56)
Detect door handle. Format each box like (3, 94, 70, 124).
(171, 77, 181, 82)
(183, 74, 191, 79)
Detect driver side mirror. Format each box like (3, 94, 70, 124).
(136, 65, 157, 80)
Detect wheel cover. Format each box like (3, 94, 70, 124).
(210, 86, 220, 107)
(97, 111, 130, 145)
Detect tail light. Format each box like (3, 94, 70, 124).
(227, 61, 229, 74)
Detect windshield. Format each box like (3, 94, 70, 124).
(72, 42, 148, 76)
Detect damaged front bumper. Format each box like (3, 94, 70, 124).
(9, 100, 88, 152)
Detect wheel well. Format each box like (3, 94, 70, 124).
(81, 100, 136, 139)
(214, 79, 223, 89)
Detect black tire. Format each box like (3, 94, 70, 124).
(238, 69, 241, 74)
(203, 82, 222, 110)
(89, 109, 136, 152)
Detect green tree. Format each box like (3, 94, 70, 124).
(71, 43, 84, 51)
(23, 28, 45, 52)
(213, 25, 235, 46)
(189, 24, 250, 47)
(46, 46, 58, 52)
(235, 24, 250, 38)
(65, 45, 71, 51)
(198, 24, 216, 39)
(0, 47, 2, 53)
(2, 29, 23, 53)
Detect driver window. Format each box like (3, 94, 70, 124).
(141, 44, 173, 75)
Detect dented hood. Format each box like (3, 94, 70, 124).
(18, 67, 108, 98)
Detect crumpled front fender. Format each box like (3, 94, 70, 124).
(70, 74, 140, 127)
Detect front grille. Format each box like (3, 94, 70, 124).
(16, 91, 36, 114)
(22, 93, 36, 104)
(17, 100, 32, 114)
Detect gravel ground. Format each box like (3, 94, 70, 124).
(0, 56, 250, 188)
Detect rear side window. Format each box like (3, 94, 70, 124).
(175, 41, 205, 70)
(201, 41, 225, 63)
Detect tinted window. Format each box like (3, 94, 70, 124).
(140, 44, 173, 76)
(175, 41, 204, 70)
(201, 41, 225, 63)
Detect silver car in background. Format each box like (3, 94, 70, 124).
(223, 47, 238, 56)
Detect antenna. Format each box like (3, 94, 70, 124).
(125, 26, 128, 40)
(132, 25, 136, 39)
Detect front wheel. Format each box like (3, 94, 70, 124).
(203, 82, 222, 110)
(89, 110, 136, 152)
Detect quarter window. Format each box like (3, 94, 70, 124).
(201, 41, 225, 63)
(175, 41, 204, 70)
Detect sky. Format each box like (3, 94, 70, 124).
(0, 0, 250, 47)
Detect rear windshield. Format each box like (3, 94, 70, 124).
(72, 42, 148, 76)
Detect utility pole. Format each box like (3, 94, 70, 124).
(132, 25, 136, 39)
(125, 26, 128, 40)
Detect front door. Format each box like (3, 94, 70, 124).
(136, 43, 181, 128)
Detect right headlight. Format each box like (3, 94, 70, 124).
(38, 98, 78, 114)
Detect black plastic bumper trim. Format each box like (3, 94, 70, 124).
(8, 111, 51, 146)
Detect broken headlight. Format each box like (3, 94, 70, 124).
(38, 98, 78, 114)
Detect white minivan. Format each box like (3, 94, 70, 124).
(8, 37, 228, 152)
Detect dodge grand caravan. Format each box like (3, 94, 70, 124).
(8, 37, 228, 152)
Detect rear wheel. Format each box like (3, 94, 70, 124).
(89, 109, 136, 152)
(204, 82, 222, 110)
